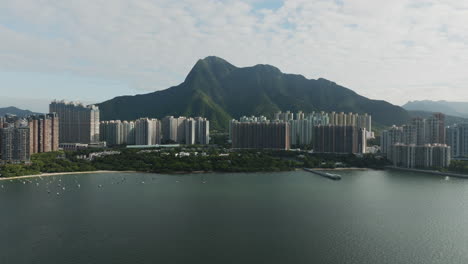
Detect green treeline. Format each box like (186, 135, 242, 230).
(0, 149, 296, 177)
(0, 148, 398, 178)
(448, 160, 468, 174)
(298, 153, 391, 169)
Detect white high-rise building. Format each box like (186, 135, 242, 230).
(176, 117, 187, 144)
(122, 121, 135, 145)
(162, 116, 178, 143)
(185, 118, 196, 145)
(135, 118, 161, 145)
(195, 117, 209, 145)
(289, 119, 314, 146)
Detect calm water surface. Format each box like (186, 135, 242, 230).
(1, 170, 468, 264)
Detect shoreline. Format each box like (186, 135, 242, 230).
(309, 167, 370, 171)
(385, 166, 468, 179)
(1, 167, 372, 181)
(0, 170, 140, 181)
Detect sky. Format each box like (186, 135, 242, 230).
(1, 0, 468, 112)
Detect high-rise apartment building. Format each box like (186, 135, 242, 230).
(122, 121, 136, 145)
(162, 116, 178, 143)
(0, 117, 4, 152)
(380, 126, 403, 157)
(50, 100, 100, 144)
(231, 120, 290, 150)
(185, 118, 196, 145)
(274, 111, 294, 122)
(236, 111, 372, 150)
(310, 111, 330, 126)
(426, 113, 445, 144)
(27, 113, 59, 154)
(290, 119, 314, 146)
(183, 117, 209, 145)
(391, 143, 416, 168)
(135, 118, 161, 145)
(446, 123, 468, 158)
(313, 125, 366, 154)
(0, 124, 30, 162)
(411, 118, 426, 145)
(100, 120, 123, 146)
(176, 117, 187, 144)
(195, 117, 210, 145)
(391, 143, 451, 169)
(382, 113, 451, 168)
(402, 124, 417, 145)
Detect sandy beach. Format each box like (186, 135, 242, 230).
(0, 170, 139, 181)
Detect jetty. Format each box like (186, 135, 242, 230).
(303, 168, 341, 180)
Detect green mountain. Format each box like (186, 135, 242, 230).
(0, 106, 40, 117)
(98, 56, 409, 130)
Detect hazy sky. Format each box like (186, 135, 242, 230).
(1, 0, 468, 112)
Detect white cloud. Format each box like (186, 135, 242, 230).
(1, 0, 468, 105)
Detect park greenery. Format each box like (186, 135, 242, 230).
(0, 148, 295, 177)
(447, 160, 468, 174)
(0, 146, 396, 178)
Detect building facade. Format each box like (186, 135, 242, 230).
(446, 123, 468, 158)
(27, 113, 59, 154)
(391, 143, 451, 169)
(135, 118, 161, 145)
(50, 100, 100, 144)
(380, 126, 403, 157)
(231, 120, 290, 150)
(162, 116, 178, 143)
(381, 113, 451, 169)
(426, 113, 445, 144)
(0, 125, 30, 162)
(313, 125, 366, 154)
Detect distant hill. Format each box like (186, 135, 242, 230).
(403, 100, 468, 118)
(408, 110, 468, 126)
(98, 56, 409, 130)
(0, 106, 40, 117)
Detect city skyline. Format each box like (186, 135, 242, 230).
(3, 0, 468, 112)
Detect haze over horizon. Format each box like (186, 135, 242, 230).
(2, 0, 468, 112)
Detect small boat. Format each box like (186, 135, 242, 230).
(324, 173, 342, 180)
(444, 176, 450, 181)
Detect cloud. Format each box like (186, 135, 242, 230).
(1, 0, 468, 105)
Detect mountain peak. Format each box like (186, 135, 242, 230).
(185, 56, 237, 83)
(200, 56, 231, 64)
(98, 57, 410, 129)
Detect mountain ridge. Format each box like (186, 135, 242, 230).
(407, 110, 468, 126)
(98, 56, 409, 130)
(403, 100, 468, 118)
(0, 106, 41, 117)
